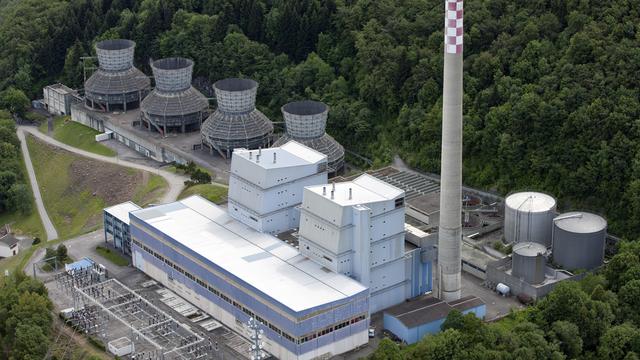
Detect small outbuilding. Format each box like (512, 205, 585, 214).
(383, 295, 485, 344)
(0, 229, 19, 258)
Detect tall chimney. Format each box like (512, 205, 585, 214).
(438, 0, 463, 301)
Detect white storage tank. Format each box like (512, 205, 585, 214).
(504, 192, 556, 246)
(512, 242, 547, 284)
(496, 283, 510, 296)
(552, 212, 606, 270)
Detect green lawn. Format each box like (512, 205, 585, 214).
(95, 246, 129, 266)
(26, 135, 167, 239)
(39, 116, 116, 156)
(133, 173, 168, 205)
(178, 184, 228, 204)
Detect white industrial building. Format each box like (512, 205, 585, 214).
(298, 174, 432, 313)
(0, 230, 19, 258)
(128, 196, 369, 360)
(43, 83, 80, 116)
(228, 141, 328, 234)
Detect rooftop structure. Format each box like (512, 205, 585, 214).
(141, 57, 209, 134)
(299, 174, 432, 313)
(201, 78, 274, 158)
(129, 195, 369, 359)
(228, 141, 328, 234)
(273, 101, 345, 174)
(84, 39, 150, 112)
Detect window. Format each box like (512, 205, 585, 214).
(395, 197, 404, 208)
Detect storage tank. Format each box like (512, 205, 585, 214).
(552, 212, 606, 270)
(512, 242, 547, 284)
(504, 192, 556, 246)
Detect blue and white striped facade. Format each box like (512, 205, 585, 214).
(129, 196, 369, 360)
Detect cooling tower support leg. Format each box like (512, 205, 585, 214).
(437, 52, 463, 301)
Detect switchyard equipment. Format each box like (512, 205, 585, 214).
(201, 78, 274, 158)
(141, 57, 209, 134)
(438, 0, 464, 301)
(299, 174, 432, 313)
(504, 192, 557, 246)
(512, 242, 547, 285)
(84, 39, 150, 112)
(552, 212, 607, 270)
(273, 100, 345, 173)
(228, 141, 328, 234)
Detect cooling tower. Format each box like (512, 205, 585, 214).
(201, 78, 274, 158)
(84, 39, 150, 112)
(273, 100, 345, 173)
(437, 0, 464, 301)
(140, 57, 209, 134)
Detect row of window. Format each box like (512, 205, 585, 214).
(132, 239, 366, 345)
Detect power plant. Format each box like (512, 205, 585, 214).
(437, 0, 464, 301)
(201, 78, 274, 158)
(84, 39, 150, 112)
(273, 100, 345, 174)
(140, 57, 209, 134)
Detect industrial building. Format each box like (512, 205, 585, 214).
(0, 225, 19, 258)
(298, 174, 433, 313)
(128, 195, 369, 360)
(43, 83, 81, 116)
(84, 39, 150, 112)
(104, 201, 141, 256)
(228, 141, 328, 234)
(273, 101, 345, 174)
(383, 295, 485, 344)
(141, 57, 209, 134)
(201, 78, 274, 158)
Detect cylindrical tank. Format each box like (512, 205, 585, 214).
(281, 100, 328, 139)
(552, 212, 606, 270)
(496, 283, 510, 296)
(95, 39, 135, 72)
(151, 57, 193, 93)
(213, 78, 257, 113)
(504, 192, 556, 246)
(512, 242, 547, 284)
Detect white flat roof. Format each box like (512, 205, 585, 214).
(105, 202, 141, 224)
(234, 140, 326, 169)
(306, 174, 404, 206)
(131, 196, 367, 313)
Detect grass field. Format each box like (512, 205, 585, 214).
(96, 246, 129, 266)
(26, 135, 167, 239)
(39, 116, 116, 156)
(178, 184, 228, 204)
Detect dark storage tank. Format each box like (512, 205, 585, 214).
(552, 212, 606, 270)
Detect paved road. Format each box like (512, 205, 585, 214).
(16, 128, 59, 241)
(19, 126, 186, 204)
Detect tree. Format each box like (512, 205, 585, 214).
(0, 87, 29, 116)
(8, 184, 32, 214)
(619, 280, 640, 327)
(606, 253, 640, 292)
(598, 323, 640, 360)
(56, 244, 68, 261)
(369, 338, 402, 360)
(550, 320, 583, 359)
(12, 323, 49, 360)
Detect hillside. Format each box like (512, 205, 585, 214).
(0, 0, 638, 239)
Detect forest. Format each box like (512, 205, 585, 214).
(0, 0, 638, 239)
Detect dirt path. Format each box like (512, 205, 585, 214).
(19, 126, 186, 205)
(16, 128, 59, 241)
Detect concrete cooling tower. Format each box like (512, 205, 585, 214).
(84, 39, 150, 112)
(273, 100, 344, 173)
(140, 57, 209, 134)
(201, 78, 274, 158)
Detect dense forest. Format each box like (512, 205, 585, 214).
(370, 242, 640, 359)
(0, 0, 638, 239)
